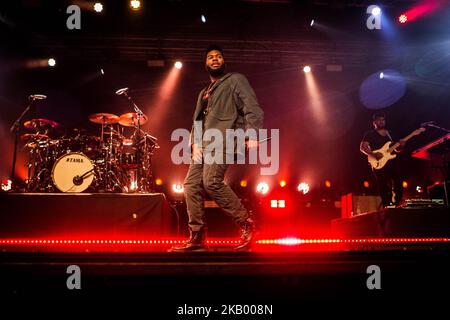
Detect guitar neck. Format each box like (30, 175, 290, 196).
(387, 131, 419, 153)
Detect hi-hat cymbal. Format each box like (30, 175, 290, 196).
(20, 133, 49, 141)
(88, 113, 119, 124)
(118, 113, 148, 127)
(24, 118, 60, 129)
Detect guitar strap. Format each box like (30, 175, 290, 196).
(386, 130, 394, 142)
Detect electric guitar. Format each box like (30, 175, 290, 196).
(368, 127, 426, 170)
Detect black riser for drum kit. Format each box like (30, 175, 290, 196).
(22, 113, 158, 193)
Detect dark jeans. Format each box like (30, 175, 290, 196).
(184, 161, 249, 232)
(372, 161, 403, 207)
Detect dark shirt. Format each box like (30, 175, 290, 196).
(200, 80, 216, 118)
(362, 129, 394, 151)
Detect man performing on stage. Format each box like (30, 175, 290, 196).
(171, 44, 264, 252)
(360, 112, 405, 208)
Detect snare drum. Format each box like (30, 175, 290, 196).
(51, 152, 94, 192)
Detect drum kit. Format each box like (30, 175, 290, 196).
(22, 112, 159, 193)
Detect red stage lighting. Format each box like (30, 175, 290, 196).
(363, 181, 370, 188)
(174, 61, 183, 69)
(279, 180, 287, 188)
(325, 180, 332, 188)
(256, 182, 269, 195)
(398, 14, 408, 23)
(48, 58, 56, 67)
(297, 182, 310, 194)
(172, 183, 184, 193)
(130, 0, 141, 11)
(399, 1, 441, 24)
(270, 200, 286, 208)
(93, 3, 103, 13)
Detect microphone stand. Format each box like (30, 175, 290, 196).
(9, 97, 37, 188)
(120, 89, 145, 192)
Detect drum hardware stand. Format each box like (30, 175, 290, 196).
(97, 117, 118, 192)
(9, 94, 46, 190)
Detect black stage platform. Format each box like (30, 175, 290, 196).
(331, 207, 450, 238)
(0, 193, 176, 238)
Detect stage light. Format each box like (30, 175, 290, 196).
(100, 68, 105, 75)
(297, 182, 310, 195)
(174, 61, 183, 70)
(379, 72, 384, 79)
(240, 180, 248, 187)
(172, 183, 184, 194)
(201, 15, 206, 23)
(256, 182, 269, 195)
(155, 178, 163, 186)
(371, 6, 381, 16)
(1, 179, 12, 192)
(48, 58, 56, 67)
(94, 3, 103, 13)
(270, 200, 286, 208)
(279, 180, 287, 188)
(303, 65, 311, 73)
(130, 0, 141, 11)
(363, 181, 370, 188)
(402, 181, 408, 188)
(416, 186, 423, 193)
(325, 180, 332, 188)
(310, 19, 314, 26)
(398, 14, 408, 24)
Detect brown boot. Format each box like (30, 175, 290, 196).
(234, 218, 255, 251)
(169, 229, 208, 252)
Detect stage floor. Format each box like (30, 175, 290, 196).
(1, 239, 449, 302)
(1, 192, 449, 302)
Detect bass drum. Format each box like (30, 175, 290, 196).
(51, 152, 94, 193)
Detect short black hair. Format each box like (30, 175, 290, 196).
(372, 111, 386, 120)
(205, 44, 224, 57)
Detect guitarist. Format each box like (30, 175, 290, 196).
(360, 112, 405, 208)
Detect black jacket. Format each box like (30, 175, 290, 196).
(190, 72, 264, 151)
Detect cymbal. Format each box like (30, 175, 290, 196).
(88, 113, 119, 124)
(118, 112, 148, 127)
(24, 118, 60, 129)
(20, 133, 49, 141)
